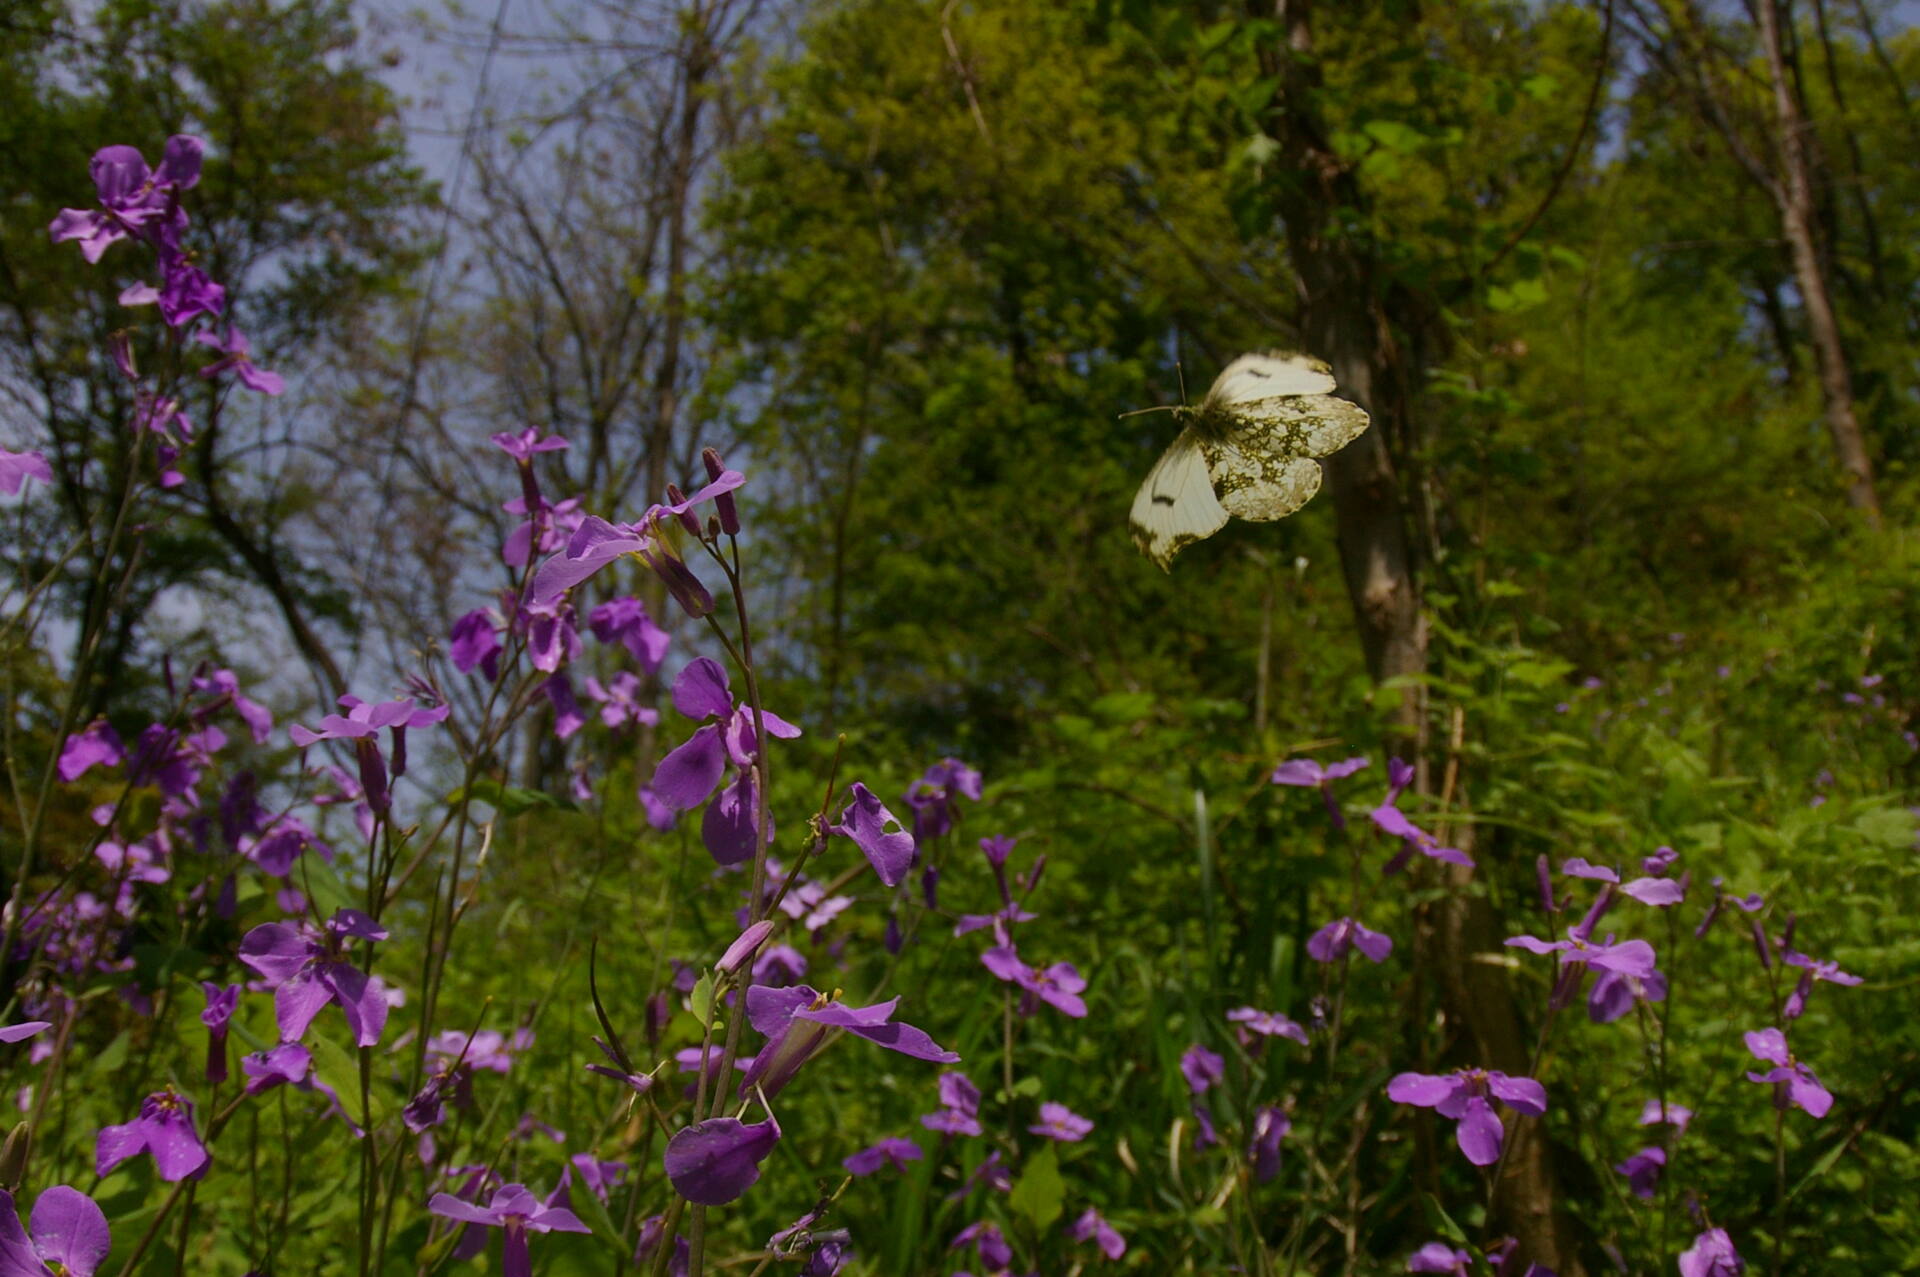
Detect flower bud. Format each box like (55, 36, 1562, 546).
(718, 921, 775, 974)
(0, 1121, 31, 1191)
(665, 484, 703, 536)
(703, 448, 741, 535)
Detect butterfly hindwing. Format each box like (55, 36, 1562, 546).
(1129, 426, 1228, 571)
(1198, 435, 1322, 522)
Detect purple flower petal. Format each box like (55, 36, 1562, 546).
(673, 658, 734, 721)
(653, 725, 727, 811)
(1454, 1096, 1504, 1166)
(1488, 1073, 1548, 1115)
(701, 769, 764, 867)
(830, 782, 916, 887)
(1744, 1027, 1790, 1066)
(1352, 921, 1394, 962)
(663, 1116, 782, 1205)
(27, 1185, 110, 1277)
(1386, 1073, 1459, 1107)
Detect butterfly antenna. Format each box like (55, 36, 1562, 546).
(1118, 404, 1181, 419)
(1176, 359, 1188, 404)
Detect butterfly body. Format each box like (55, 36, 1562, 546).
(1128, 351, 1369, 570)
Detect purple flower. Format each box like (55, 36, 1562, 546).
(1678, 1227, 1744, 1277)
(529, 470, 745, 603)
(0, 1185, 110, 1277)
(979, 945, 1089, 1017)
(1743, 1028, 1832, 1118)
(200, 982, 239, 1083)
(1781, 949, 1862, 1019)
(904, 757, 982, 841)
(1614, 1146, 1665, 1199)
(1368, 788, 1473, 869)
(1587, 965, 1668, 1023)
(427, 1183, 589, 1277)
(491, 427, 568, 462)
(1367, 802, 1466, 871)
(741, 985, 959, 1100)
(240, 1043, 358, 1132)
(843, 1137, 923, 1176)
(449, 610, 503, 680)
(1181, 1043, 1225, 1095)
(590, 596, 671, 673)
(289, 695, 449, 747)
(56, 720, 124, 783)
(1505, 930, 1657, 981)
(1695, 880, 1765, 937)
(948, 1149, 1012, 1202)
(1191, 1101, 1218, 1150)
(584, 1034, 656, 1095)
(192, 326, 283, 395)
(635, 1215, 689, 1276)
(651, 658, 799, 864)
(951, 1221, 1013, 1271)
(0, 450, 52, 497)
(1638, 1099, 1692, 1130)
(548, 1155, 627, 1210)
(95, 1089, 209, 1181)
(1270, 754, 1368, 829)
(1248, 1105, 1291, 1183)
(1386, 1068, 1548, 1166)
(1306, 917, 1393, 963)
(189, 668, 273, 744)
(123, 254, 227, 329)
(828, 782, 916, 887)
(922, 1071, 983, 1137)
(1030, 1100, 1093, 1141)
(1227, 1005, 1309, 1046)
(662, 1115, 781, 1205)
(48, 137, 203, 264)
(1407, 1242, 1471, 1274)
(237, 909, 391, 1047)
(584, 672, 657, 730)
(543, 674, 588, 740)
(0, 1023, 50, 1045)
(1068, 1207, 1126, 1260)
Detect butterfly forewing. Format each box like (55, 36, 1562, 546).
(1128, 427, 1228, 570)
(1223, 393, 1372, 461)
(1204, 353, 1337, 409)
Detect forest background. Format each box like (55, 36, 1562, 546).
(1, 0, 1918, 1274)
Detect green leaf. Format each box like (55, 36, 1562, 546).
(1009, 1141, 1064, 1232)
(689, 973, 718, 1026)
(1362, 118, 1424, 153)
(308, 1032, 389, 1130)
(1851, 806, 1915, 849)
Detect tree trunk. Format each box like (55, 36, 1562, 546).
(1757, 0, 1881, 525)
(1264, 4, 1586, 1271)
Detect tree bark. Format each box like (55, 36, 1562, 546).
(1757, 0, 1881, 525)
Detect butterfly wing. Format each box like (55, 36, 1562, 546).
(1199, 434, 1323, 522)
(1199, 397, 1370, 521)
(1205, 352, 1337, 409)
(1129, 426, 1229, 570)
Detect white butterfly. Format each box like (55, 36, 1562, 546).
(1127, 351, 1370, 570)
